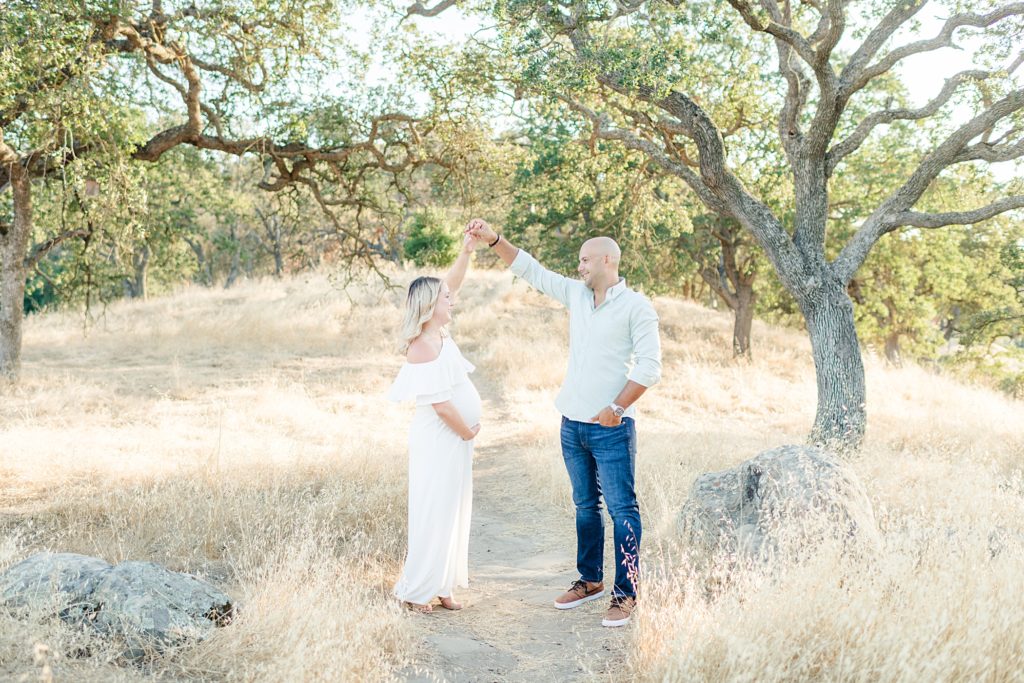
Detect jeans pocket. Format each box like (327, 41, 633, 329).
(603, 417, 634, 429)
(589, 423, 628, 447)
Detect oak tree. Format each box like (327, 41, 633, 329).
(415, 0, 1024, 448)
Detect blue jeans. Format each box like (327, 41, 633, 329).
(560, 416, 640, 598)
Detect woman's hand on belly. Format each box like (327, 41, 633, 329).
(431, 399, 480, 441)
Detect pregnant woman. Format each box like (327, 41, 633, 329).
(387, 235, 482, 613)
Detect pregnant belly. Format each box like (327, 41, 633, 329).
(450, 380, 482, 427)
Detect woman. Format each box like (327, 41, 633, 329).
(387, 235, 482, 613)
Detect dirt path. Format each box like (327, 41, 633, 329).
(399, 390, 631, 682)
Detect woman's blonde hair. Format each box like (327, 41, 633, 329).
(397, 276, 444, 354)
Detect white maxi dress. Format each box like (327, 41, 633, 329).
(387, 337, 480, 604)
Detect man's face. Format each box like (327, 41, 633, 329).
(577, 245, 607, 289)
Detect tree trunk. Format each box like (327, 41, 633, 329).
(271, 221, 284, 277)
(256, 209, 285, 278)
(273, 241, 284, 278)
(884, 333, 902, 366)
(733, 284, 755, 359)
(224, 232, 241, 289)
(124, 243, 150, 299)
(0, 164, 32, 381)
(243, 249, 254, 278)
(224, 257, 240, 288)
(799, 278, 867, 450)
(184, 237, 212, 286)
(694, 257, 758, 359)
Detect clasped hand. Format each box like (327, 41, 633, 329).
(465, 219, 497, 245)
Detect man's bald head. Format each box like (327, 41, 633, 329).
(578, 236, 622, 291)
(581, 236, 621, 264)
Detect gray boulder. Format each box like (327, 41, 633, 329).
(88, 561, 233, 647)
(0, 552, 111, 615)
(678, 444, 880, 564)
(1, 553, 233, 659)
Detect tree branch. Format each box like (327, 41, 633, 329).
(813, 0, 845, 67)
(770, 11, 813, 153)
(954, 137, 1024, 164)
(190, 56, 267, 93)
(0, 136, 19, 165)
(885, 196, 1024, 230)
(404, 0, 459, 18)
(827, 69, 992, 175)
(840, 0, 927, 95)
(143, 53, 225, 138)
(833, 86, 1024, 283)
(0, 142, 93, 192)
(697, 263, 739, 309)
(560, 17, 812, 296)
(845, 4, 1024, 97)
(891, 87, 1024, 209)
(563, 97, 731, 216)
(24, 228, 91, 270)
(726, 0, 818, 66)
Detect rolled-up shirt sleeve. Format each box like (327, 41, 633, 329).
(510, 249, 575, 308)
(628, 299, 662, 387)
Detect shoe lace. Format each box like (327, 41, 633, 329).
(569, 579, 588, 595)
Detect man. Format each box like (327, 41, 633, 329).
(466, 219, 661, 628)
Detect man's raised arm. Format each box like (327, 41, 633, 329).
(466, 218, 518, 265)
(466, 219, 575, 308)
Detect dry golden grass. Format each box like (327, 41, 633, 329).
(2, 267, 1023, 681)
(1, 273, 416, 681)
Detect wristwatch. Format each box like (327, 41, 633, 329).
(609, 403, 625, 418)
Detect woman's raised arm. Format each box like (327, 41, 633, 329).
(444, 234, 478, 297)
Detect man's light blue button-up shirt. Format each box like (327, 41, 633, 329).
(510, 249, 662, 422)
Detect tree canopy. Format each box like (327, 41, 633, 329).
(3, 0, 1022, 441)
(407, 0, 1024, 448)
(1, 0, 490, 379)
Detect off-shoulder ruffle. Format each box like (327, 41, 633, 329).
(387, 340, 475, 403)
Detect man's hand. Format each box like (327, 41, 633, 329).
(591, 407, 623, 427)
(466, 218, 498, 245)
(465, 217, 518, 266)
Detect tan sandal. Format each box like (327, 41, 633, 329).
(438, 596, 463, 611)
(405, 601, 433, 614)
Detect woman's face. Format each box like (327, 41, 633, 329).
(430, 282, 453, 327)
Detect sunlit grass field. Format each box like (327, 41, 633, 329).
(2, 267, 1023, 681)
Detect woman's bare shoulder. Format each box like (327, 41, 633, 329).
(406, 336, 442, 364)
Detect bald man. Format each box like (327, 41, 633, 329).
(466, 219, 661, 628)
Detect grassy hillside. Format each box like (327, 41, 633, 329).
(1, 269, 1022, 681)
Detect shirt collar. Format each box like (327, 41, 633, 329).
(606, 277, 627, 299)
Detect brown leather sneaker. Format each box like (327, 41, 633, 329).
(601, 596, 635, 627)
(553, 579, 605, 609)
